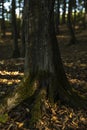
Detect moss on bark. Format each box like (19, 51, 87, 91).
(29, 87, 47, 127)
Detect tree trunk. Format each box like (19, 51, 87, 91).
(68, 0, 77, 44)
(0, 0, 86, 127)
(84, 0, 87, 28)
(73, 0, 77, 28)
(21, 0, 26, 57)
(12, 0, 20, 58)
(1, 0, 5, 38)
(55, 0, 60, 34)
(62, 0, 66, 24)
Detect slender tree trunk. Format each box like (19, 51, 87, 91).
(1, 0, 5, 37)
(0, 3, 2, 38)
(21, 0, 26, 57)
(62, 0, 66, 24)
(68, 0, 77, 44)
(55, 0, 60, 34)
(17, 0, 21, 38)
(84, 0, 87, 28)
(73, 0, 77, 28)
(12, 0, 20, 58)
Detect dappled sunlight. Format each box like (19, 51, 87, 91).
(0, 40, 5, 44)
(69, 78, 87, 89)
(79, 63, 87, 68)
(0, 39, 12, 45)
(56, 35, 70, 39)
(0, 59, 24, 101)
(69, 78, 86, 85)
(74, 25, 79, 29)
(0, 70, 23, 76)
(64, 62, 74, 67)
(0, 70, 24, 85)
(0, 78, 21, 85)
(5, 32, 12, 36)
(69, 77, 87, 96)
(64, 62, 87, 68)
(0, 58, 24, 88)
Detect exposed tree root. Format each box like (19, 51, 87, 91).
(0, 72, 87, 127)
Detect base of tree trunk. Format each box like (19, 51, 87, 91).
(0, 71, 87, 126)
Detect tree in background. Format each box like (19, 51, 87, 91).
(0, 0, 6, 37)
(84, 0, 87, 27)
(21, 0, 26, 57)
(62, 0, 66, 24)
(67, 0, 77, 44)
(12, 0, 20, 58)
(55, 0, 60, 34)
(73, 0, 77, 27)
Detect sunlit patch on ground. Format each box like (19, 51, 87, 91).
(0, 70, 23, 76)
(0, 78, 21, 85)
(0, 70, 24, 85)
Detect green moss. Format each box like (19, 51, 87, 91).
(30, 99, 41, 126)
(17, 71, 50, 99)
(17, 75, 37, 100)
(29, 87, 46, 126)
(0, 113, 9, 123)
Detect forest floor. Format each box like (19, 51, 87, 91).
(0, 26, 87, 129)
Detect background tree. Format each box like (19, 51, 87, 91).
(0, 0, 6, 37)
(84, 0, 87, 27)
(11, 0, 20, 58)
(2, 0, 6, 37)
(55, 0, 60, 34)
(67, 0, 77, 44)
(73, 0, 77, 27)
(21, 0, 26, 57)
(62, 0, 66, 24)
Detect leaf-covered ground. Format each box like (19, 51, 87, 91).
(0, 27, 87, 129)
